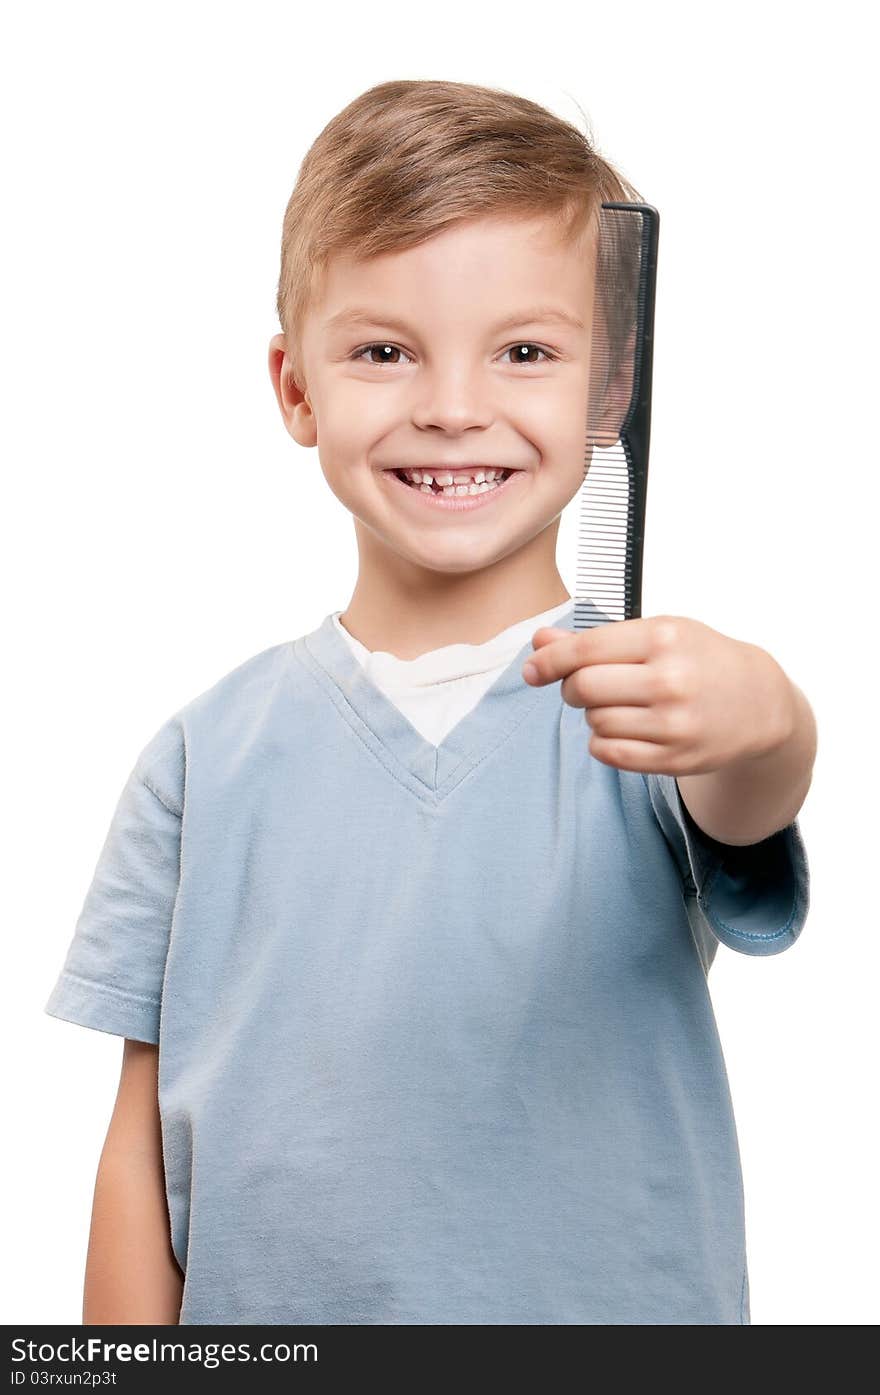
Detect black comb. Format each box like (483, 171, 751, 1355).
(574, 202, 660, 629)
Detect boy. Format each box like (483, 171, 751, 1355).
(44, 78, 815, 1325)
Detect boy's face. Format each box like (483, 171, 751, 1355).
(269, 212, 610, 580)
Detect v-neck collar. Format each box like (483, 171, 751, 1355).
(291, 602, 576, 802)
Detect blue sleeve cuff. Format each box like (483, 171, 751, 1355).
(44, 971, 161, 1044)
(42, 715, 184, 1045)
(644, 771, 811, 959)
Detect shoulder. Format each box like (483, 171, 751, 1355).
(133, 635, 323, 807)
(178, 638, 295, 729)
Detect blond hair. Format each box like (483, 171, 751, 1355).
(275, 79, 645, 391)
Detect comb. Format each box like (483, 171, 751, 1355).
(573, 202, 660, 630)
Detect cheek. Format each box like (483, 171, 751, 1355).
(324, 389, 400, 458)
(518, 380, 592, 452)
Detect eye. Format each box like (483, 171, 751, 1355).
(501, 343, 558, 366)
(351, 343, 413, 366)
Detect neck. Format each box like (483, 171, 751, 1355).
(339, 525, 570, 659)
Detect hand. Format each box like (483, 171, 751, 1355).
(522, 615, 796, 776)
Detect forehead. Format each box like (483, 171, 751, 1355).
(310, 212, 597, 330)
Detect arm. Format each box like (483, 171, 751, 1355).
(83, 1038, 183, 1325)
(524, 619, 818, 848)
(677, 663, 818, 847)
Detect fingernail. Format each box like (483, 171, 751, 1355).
(522, 662, 539, 683)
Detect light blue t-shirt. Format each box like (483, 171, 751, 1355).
(44, 602, 810, 1325)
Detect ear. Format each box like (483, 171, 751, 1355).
(268, 333, 317, 447)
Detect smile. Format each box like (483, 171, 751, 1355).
(381, 467, 524, 512)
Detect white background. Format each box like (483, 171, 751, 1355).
(4, 0, 877, 1327)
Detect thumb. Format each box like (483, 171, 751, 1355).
(531, 626, 569, 649)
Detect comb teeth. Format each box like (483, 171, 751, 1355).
(574, 442, 634, 628)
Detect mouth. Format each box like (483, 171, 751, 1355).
(381, 466, 524, 512)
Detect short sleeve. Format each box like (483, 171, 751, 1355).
(43, 717, 185, 1044)
(643, 771, 810, 962)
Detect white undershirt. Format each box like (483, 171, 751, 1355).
(331, 598, 573, 747)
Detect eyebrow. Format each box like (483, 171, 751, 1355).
(323, 304, 585, 334)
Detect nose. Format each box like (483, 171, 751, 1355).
(410, 365, 494, 434)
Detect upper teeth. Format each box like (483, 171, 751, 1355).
(403, 468, 505, 485)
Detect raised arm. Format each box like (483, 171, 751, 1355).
(83, 1038, 183, 1324)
